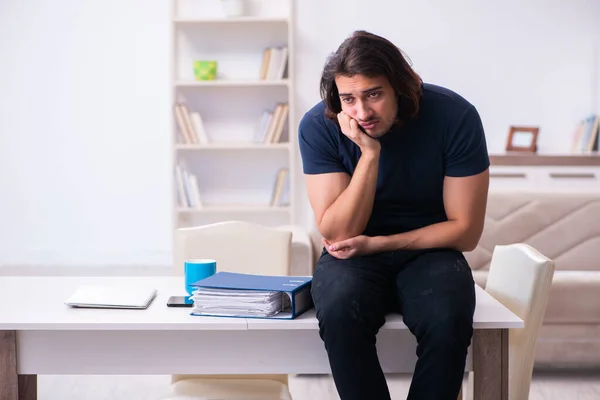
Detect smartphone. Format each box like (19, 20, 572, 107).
(166, 295, 193, 307)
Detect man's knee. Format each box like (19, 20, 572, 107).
(419, 309, 474, 351)
(311, 265, 385, 339)
(312, 277, 366, 327)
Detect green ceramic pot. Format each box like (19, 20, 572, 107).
(193, 60, 217, 81)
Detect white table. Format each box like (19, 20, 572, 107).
(0, 276, 522, 400)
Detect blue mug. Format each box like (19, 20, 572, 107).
(184, 259, 217, 296)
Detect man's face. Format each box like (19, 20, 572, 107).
(335, 74, 398, 138)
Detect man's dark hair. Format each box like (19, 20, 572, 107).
(320, 30, 423, 126)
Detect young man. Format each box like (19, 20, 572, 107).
(298, 30, 490, 400)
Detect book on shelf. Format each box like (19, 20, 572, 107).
(259, 46, 288, 81)
(270, 167, 289, 207)
(175, 162, 202, 209)
(253, 102, 289, 144)
(174, 102, 209, 145)
(571, 114, 599, 153)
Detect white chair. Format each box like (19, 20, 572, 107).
(173, 220, 292, 277)
(460, 243, 555, 400)
(166, 220, 293, 400)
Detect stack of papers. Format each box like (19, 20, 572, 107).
(188, 271, 313, 319)
(191, 287, 291, 318)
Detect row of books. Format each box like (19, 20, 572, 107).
(270, 167, 289, 207)
(175, 163, 290, 209)
(174, 103, 209, 145)
(253, 102, 289, 144)
(571, 114, 599, 153)
(174, 101, 288, 145)
(259, 46, 288, 81)
(175, 162, 202, 209)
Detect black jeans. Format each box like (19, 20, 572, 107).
(311, 247, 476, 400)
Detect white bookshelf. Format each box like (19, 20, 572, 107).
(175, 143, 292, 150)
(173, 16, 290, 24)
(175, 79, 290, 88)
(170, 0, 296, 231)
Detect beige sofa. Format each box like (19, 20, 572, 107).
(307, 191, 600, 368)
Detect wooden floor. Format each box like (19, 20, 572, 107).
(31, 371, 600, 399)
(291, 371, 600, 400)
(2, 264, 599, 399)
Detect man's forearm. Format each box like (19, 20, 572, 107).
(373, 219, 480, 253)
(320, 150, 380, 242)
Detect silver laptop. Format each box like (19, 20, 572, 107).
(64, 285, 158, 309)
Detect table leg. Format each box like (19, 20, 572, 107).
(473, 329, 508, 400)
(19, 375, 37, 400)
(1, 330, 18, 400)
(1, 331, 37, 400)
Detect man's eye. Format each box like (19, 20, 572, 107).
(342, 98, 353, 103)
(369, 92, 380, 98)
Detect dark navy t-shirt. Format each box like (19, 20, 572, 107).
(298, 83, 490, 237)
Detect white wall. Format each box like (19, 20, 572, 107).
(1, 0, 599, 266)
(0, 0, 172, 266)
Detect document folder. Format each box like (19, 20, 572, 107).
(189, 272, 313, 319)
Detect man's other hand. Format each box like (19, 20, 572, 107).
(322, 235, 380, 259)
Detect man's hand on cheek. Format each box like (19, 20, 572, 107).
(337, 112, 381, 153)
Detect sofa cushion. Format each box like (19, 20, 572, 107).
(464, 192, 600, 272)
(472, 270, 600, 324)
(536, 323, 600, 367)
(309, 229, 324, 267)
(544, 271, 600, 323)
(276, 225, 315, 276)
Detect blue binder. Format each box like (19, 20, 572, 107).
(189, 272, 313, 320)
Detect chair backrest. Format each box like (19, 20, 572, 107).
(485, 243, 555, 400)
(171, 221, 293, 386)
(173, 221, 292, 276)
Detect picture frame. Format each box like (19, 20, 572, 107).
(505, 126, 539, 152)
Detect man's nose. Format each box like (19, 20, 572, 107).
(356, 102, 373, 121)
